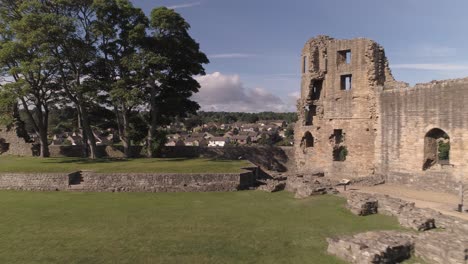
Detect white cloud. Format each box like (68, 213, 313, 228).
(392, 63, 468, 71)
(167, 2, 202, 9)
(417, 44, 457, 57)
(193, 72, 295, 112)
(209, 53, 256, 59)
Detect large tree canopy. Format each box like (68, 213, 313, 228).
(0, 0, 208, 158)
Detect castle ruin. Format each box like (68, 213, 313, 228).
(295, 35, 468, 194)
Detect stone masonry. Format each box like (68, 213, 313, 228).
(295, 36, 468, 194)
(328, 191, 468, 264)
(0, 126, 34, 156)
(0, 171, 255, 192)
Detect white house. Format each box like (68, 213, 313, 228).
(208, 137, 230, 147)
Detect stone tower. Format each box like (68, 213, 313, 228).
(294, 36, 395, 179)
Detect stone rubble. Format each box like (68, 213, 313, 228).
(285, 173, 339, 198)
(328, 191, 468, 264)
(345, 192, 378, 216)
(256, 179, 286, 192)
(414, 230, 468, 264)
(326, 231, 415, 264)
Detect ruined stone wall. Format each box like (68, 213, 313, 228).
(0, 173, 69, 191)
(0, 126, 35, 156)
(295, 35, 468, 193)
(377, 78, 468, 193)
(78, 171, 254, 192)
(295, 36, 388, 178)
(0, 171, 255, 192)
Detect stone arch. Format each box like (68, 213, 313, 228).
(423, 128, 450, 170)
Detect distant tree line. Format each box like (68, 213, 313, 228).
(183, 112, 298, 130)
(0, 0, 208, 158)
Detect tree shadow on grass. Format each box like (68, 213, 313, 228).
(51, 158, 131, 165)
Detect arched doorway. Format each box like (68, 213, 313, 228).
(423, 128, 450, 170)
(300, 132, 314, 153)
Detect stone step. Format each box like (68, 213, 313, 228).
(67, 184, 87, 191)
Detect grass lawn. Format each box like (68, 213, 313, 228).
(0, 156, 251, 173)
(0, 191, 404, 264)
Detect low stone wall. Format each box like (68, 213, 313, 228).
(0, 173, 69, 191)
(0, 170, 255, 192)
(386, 170, 461, 194)
(77, 171, 254, 192)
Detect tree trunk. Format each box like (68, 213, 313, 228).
(77, 109, 88, 158)
(115, 106, 131, 158)
(38, 130, 50, 158)
(79, 104, 98, 159)
(146, 86, 158, 158)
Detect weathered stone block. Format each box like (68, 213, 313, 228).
(327, 231, 414, 264)
(257, 179, 286, 192)
(398, 208, 436, 231)
(415, 231, 468, 264)
(346, 192, 379, 216)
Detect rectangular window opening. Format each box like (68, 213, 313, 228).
(311, 80, 323, 100)
(305, 105, 316, 126)
(338, 49, 351, 65)
(333, 129, 343, 145)
(340, 74, 352, 91)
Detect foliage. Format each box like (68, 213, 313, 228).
(0, 1, 208, 159)
(194, 111, 297, 125)
(257, 132, 282, 146)
(333, 146, 348, 161)
(284, 124, 294, 139)
(0, 192, 402, 263)
(147, 130, 168, 157)
(275, 138, 293, 146)
(438, 141, 450, 160)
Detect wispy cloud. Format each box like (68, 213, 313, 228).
(209, 53, 257, 59)
(392, 63, 468, 71)
(167, 2, 202, 9)
(417, 45, 457, 57)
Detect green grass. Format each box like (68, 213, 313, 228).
(0, 191, 404, 264)
(0, 156, 251, 173)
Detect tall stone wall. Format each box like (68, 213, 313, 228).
(377, 79, 468, 193)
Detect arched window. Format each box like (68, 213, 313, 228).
(423, 128, 450, 170)
(301, 132, 314, 151)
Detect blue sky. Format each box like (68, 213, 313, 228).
(133, 0, 468, 112)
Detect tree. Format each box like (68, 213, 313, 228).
(48, 0, 101, 159)
(92, 0, 148, 157)
(0, 0, 66, 157)
(138, 7, 209, 157)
